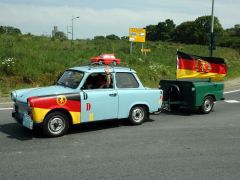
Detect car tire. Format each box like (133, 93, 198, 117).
(129, 106, 146, 125)
(43, 111, 69, 137)
(201, 96, 214, 114)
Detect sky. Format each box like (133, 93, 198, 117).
(0, 0, 239, 39)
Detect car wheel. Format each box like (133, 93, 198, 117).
(129, 106, 146, 125)
(43, 111, 69, 137)
(113, 61, 117, 66)
(201, 96, 214, 114)
(99, 60, 103, 65)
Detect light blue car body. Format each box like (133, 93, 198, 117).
(12, 66, 163, 124)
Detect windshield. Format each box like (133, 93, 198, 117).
(56, 70, 84, 89)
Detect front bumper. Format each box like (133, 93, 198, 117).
(12, 111, 42, 130)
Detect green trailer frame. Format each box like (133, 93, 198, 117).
(160, 79, 224, 113)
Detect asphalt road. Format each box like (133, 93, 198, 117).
(0, 91, 240, 180)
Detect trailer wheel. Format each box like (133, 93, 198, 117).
(170, 104, 180, 112)
(169, 85, 181, 101)
(129, 106, 146, 125)
(201, 96, 214, 114)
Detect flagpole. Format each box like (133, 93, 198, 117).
(209, 0, 215, 57)
(176, 50, 178, 81)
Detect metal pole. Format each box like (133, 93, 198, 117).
(209, 0, 215, 57)
(71, 16, 79, 43)
(130, 42, 133, 55)
(66, 26, 68, 39)
(71, 16, 74, 42)
(211, 0, 215, 34)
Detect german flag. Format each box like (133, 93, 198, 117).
(176, 51, 227, 81)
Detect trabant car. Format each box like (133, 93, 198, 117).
(11, 65, 163, 137)
(90, 53, 121, 65)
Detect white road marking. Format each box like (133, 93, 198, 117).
(0, 108, 13, 111)
(224, 100, 240, 103)
(0, 102, 12, 105)
(224, 89, 240, 94)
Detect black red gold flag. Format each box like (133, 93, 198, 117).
(176, 51, 227, 81)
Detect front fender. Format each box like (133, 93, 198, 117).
(29, 93, 81, 124)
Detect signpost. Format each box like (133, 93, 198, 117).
(129, 28, 146, 54)
(141, 48, 151, 56)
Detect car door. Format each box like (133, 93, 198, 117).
(80, 73, 118, 122)
(80, 89, 118, 122)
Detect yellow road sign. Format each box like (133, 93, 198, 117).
(141, 48, 151, 53)
(129, 28, 146, 43)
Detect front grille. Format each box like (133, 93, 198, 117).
(13, 101, 28, 123)
(16, 101, 28, 113)
(14, 104, 18, 113)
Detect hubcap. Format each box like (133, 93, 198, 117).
(132, 108, 144, 123)
(204, 99, 212, 112)
(48, 117, 65, 135)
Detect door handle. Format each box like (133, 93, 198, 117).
(109, 93, 117, 97)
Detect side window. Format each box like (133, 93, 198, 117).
(116, 73, 139, 88)
(82, 73, 113, 90)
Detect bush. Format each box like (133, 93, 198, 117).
(0, 57, 16, 76)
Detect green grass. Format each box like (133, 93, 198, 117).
(0, 34, 240, 97)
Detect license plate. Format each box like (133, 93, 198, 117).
(23, 113, 33, 130)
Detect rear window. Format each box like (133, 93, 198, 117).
(116, 73, 139, 88)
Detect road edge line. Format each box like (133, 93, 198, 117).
(224, 89, 240, 94)
(0, 108, 13, 111)
(0, 102, 13, 105)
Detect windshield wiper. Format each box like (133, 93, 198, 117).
(56, 81, 75, 89)
(56, 82, 66, 87)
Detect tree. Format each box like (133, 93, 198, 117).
(225, 24, 240, 37)
(234, 24, 240, 36)
(0, 26, 21, 35)
(173, 21, 196, 44)
(146, 25, 158, 41)
(218, 24, 240, 50)
(94, 36, 105, 40)
(157, 19, 176, 41)
(193, 16, 223, 44)
(106, 34, 120, 40)
(173, 16, 223, 45)
(121, 36, 128, 40)
(146, 19, 175, 41)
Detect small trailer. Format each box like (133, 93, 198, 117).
(160, 79, 224, 114)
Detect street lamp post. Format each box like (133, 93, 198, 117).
(209, 0, 215, 57)
(71, 16, 79, 42)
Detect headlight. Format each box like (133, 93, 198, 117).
(27, 100, 31, 107)
(27, 99, 33, 115)
(27, 98, 34, 108)
(11, 91, 17, 102)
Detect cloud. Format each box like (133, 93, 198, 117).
(0, 1, 239, 39)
